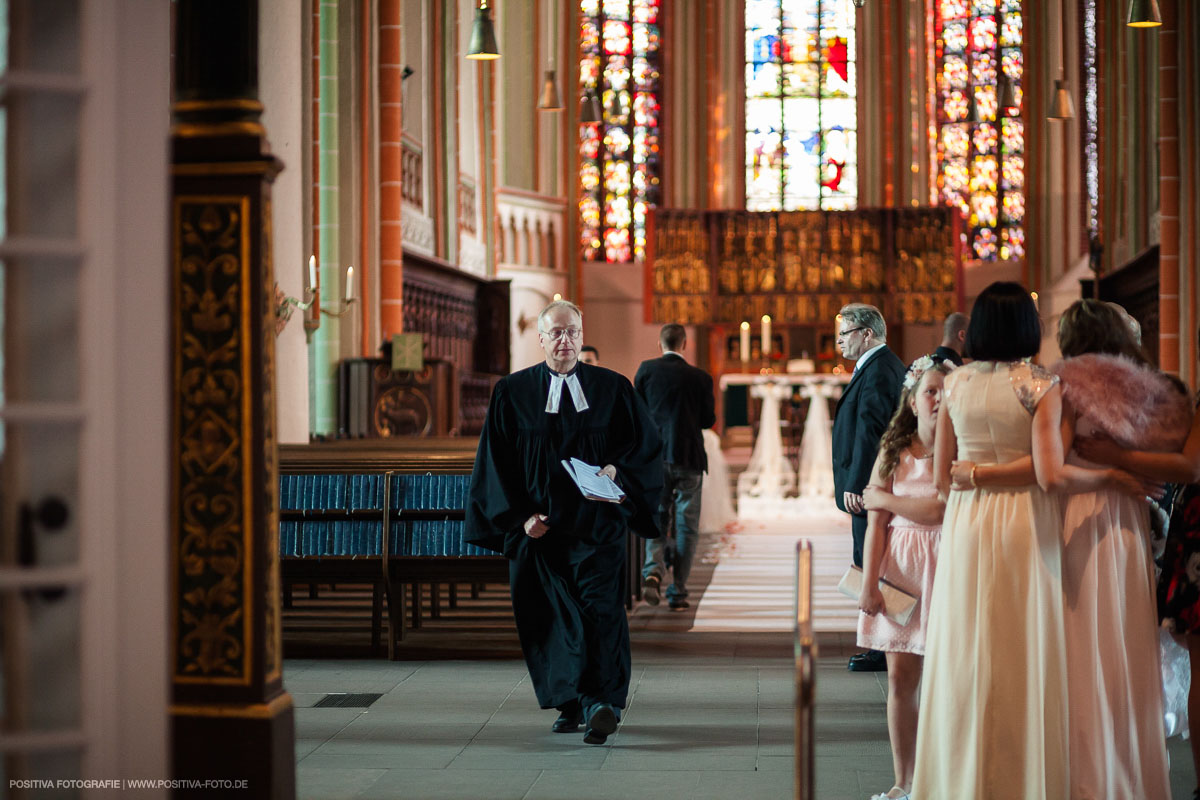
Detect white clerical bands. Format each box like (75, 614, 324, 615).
(545, 372, 590, 414)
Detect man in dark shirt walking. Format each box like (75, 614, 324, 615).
(634, 323, 716, 611)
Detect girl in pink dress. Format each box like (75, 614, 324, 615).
(857, 356, 954, 800)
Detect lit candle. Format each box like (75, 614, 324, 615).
(761, 314, 771, 356)
(345, 266, 355, 302)
(740, 321, 750, 362)
(1030, 290, 1039, 312)
(309, 255, 317, 288)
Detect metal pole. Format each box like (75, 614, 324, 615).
(794, 540, 817, 800)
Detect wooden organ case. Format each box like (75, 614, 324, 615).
(338, 251, 510, 438)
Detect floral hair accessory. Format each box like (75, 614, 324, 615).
(903, 354, 954, 390)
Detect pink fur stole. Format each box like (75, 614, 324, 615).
(1053, 353, 1193, 452)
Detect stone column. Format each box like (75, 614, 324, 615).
(1159, 0, 1180, 375)
(169, 1, 295, 796)
(380, 0, 407, 338)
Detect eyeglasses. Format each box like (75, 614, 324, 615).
(540, 327, 582, 341)
(837, 326, 867, 338)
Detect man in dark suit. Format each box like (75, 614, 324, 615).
(932, 311, 968, 366)
(635, 323, 716, 611)
(831, 303, 906, 672)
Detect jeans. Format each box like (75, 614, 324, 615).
(642, 462, 703, 603)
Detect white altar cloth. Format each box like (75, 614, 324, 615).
(720, 373, 848, 518)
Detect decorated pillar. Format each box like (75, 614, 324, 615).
(170, 1, 295, 796)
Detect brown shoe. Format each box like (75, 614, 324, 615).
(642, 574, 661, 606)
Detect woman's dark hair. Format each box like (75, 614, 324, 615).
(1057, 299, 1150, 366)
(964, 281, 1042, 361)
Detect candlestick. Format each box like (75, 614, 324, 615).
(309, 255, 317, 288)
(761, 315, 771, 357)
(345, 266, 355, 302)
(740, 321, 750, 362)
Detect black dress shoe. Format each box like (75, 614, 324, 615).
(847, 650, 887, 672)
(583, 703, 618, 745)
(552, 708, 582, 733)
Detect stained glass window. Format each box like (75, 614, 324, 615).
(934, 0, 1024, 261)
(579, 0, 661, 262)
(744, 0, 857, 211)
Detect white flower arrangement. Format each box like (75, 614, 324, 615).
(903, 354, 955, 390)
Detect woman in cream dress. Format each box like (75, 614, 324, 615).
(933, 298, 1178, 800)
(912, 283, 1072, 799)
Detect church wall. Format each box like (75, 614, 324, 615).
(457, 0, 488, 276)
(262, 0, 311, 443)
(401, 0, 438, 261)
(582, 261, 697, 381)
(78, 0, 171, 785)
(496, 1, 536, 194)
(1091, 0, 1200, 386)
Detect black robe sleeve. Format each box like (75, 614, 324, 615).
(464, 378, 530, 555)
(607, 378, 664, 540)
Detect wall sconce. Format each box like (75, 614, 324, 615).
(466, 0, 500, 60)
(516, 309, 535, 334)
(275, 255, 357, 340)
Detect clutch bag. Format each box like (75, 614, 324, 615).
(837, 565, 918, 626)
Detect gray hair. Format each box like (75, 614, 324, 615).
(537, 299, 583, 331)
(839, 303, 887, 341)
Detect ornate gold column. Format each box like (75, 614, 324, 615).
(169, 1, 295, 796)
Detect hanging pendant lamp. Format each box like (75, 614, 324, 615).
(580, 91, 603, 123)
(1049, 78, 1075, 119)
(538, 70, 563, 111)
(607, 89, 623, 119)
(537, 2, 561, 110)
(466, 1, 500, 60)
(1126, 0, 1162, 27)
(1048, 0, 1073, 120)
(998, 72, 1018, 112)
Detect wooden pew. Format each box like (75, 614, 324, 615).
(279, 440, 507, 659)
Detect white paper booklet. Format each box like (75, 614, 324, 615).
(561, 457, 626, 503)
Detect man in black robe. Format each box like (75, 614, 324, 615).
(466, 300, 662, 745)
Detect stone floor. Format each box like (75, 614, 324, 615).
(287, 515, 1199, 799)
(289, 622, 1198, 799)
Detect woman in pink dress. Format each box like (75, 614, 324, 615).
(857, 356, 954, 800)
(944, 298, 1179, 799)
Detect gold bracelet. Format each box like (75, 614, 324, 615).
(969, 464, 978, 488)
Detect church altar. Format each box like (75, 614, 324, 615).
(719, 372, 850, 518)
